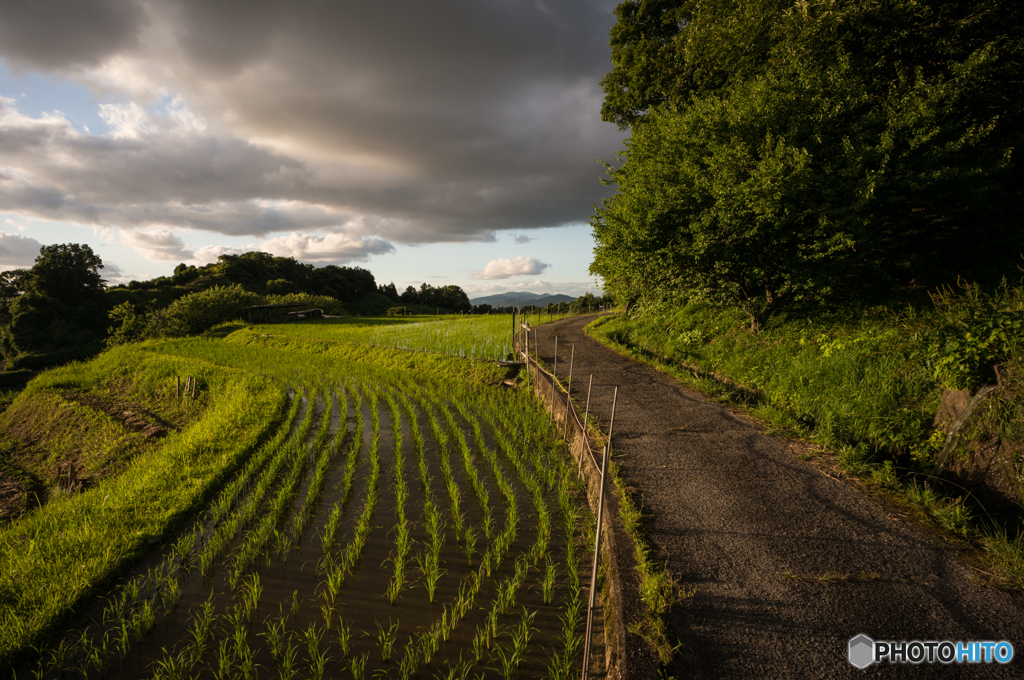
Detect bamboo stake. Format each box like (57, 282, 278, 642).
(176, 375, 180, 400)
(552, 336, 558, 420)
(582, 386, 617, 680)
(563, 345, 574, 441)
(577, 375, 593, 478)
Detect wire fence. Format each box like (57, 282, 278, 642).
(514, 320, 621, 680)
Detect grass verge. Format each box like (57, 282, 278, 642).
(585, 304, 1024, 593)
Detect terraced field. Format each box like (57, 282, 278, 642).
(1, 318, 594, 679)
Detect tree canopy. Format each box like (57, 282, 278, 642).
(0, 244, 108, 368)
(593, 0, 1024, 329)
(399, 283, 472, 314)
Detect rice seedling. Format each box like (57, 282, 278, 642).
(240, 573, 262, 618)
(115, 618, 131, 657)
(348, 653, 368, 680)
(262, 613, 287, 660)
(373, 618, 399, 662)
(151, 646, 190, 680)
(323, 563, 345, 604)
(232, 616, 250, 659)
(491, 644, 517, 680)
(277, 633, 299, 680)
(137, 597, 156, 638)
(187, 600, 215, 659)
(320, 504, 341, 552)
(512, 608, 536, 660)
(304, 623, 329, 680)
(471, 628, 486, 663)
(236, 636, 258, 680)
(541, 556, 558, 604)
(416, 551, 447, 604)
(336, 617, 352, 657)
(213, 638, 232, 680)
(488, 607, 500, 641)
(171, 530, 196, 571)
(319, 602, 334, 631)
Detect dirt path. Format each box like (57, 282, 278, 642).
(533, 314, 1023, 679)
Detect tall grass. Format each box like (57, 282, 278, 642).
(589, 304, 939, 458)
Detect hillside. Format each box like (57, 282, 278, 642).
(469, 291, 575, 307)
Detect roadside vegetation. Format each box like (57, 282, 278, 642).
(587, 281, 1024, 590)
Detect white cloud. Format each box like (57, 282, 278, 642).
(472, 256, 549, 280)
(98, 101, 149, 139)
(120, 228, 192, 261)
(260, 232, 395, 263)
(514, 234, 534, 244)
(0, 231, 41, 268)
(4, 218, 28, 232)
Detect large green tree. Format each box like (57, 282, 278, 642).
(593, 0, 1024, 329)
(0, 244, 108, 368)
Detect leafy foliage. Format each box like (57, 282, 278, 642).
(399, 282, 472, 314)
(917, 281, 1024, 389)
(0, 244, 108, 369)
(594, 0, 1024, 328)
(144, 285, 262, 339)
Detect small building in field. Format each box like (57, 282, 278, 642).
(242, 302, 306, 323)
(285, 308, 324, 320)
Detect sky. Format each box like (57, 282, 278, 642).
(0, 0, 624, 299)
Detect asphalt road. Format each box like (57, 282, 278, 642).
(533, 314, 1023, 679)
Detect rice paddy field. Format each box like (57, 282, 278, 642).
(247, 311, 570, 361)
(0, 316, 595, 679)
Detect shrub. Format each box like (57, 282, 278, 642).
(147, 285, 261, 338)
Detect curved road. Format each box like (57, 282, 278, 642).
(534, 314, 1022, 679)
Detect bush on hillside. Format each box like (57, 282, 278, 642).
(145, 285, 262, 338)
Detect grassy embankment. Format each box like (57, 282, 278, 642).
(586, 286, 1024, 590)
(0, 344, 286, 664)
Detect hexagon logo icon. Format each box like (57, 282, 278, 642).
(849, 634, 875, 669)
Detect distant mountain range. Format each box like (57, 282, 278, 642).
(469, 291, 576, 307)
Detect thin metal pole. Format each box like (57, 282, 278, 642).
(552, 336, 558, 419)
(577, 375, 593, 478)
(582, 386, 618, 680)
(563, 345, 574, 441)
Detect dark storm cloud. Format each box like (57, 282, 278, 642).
(0, 0, 623, 244)
(0, 0, 145, 70)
